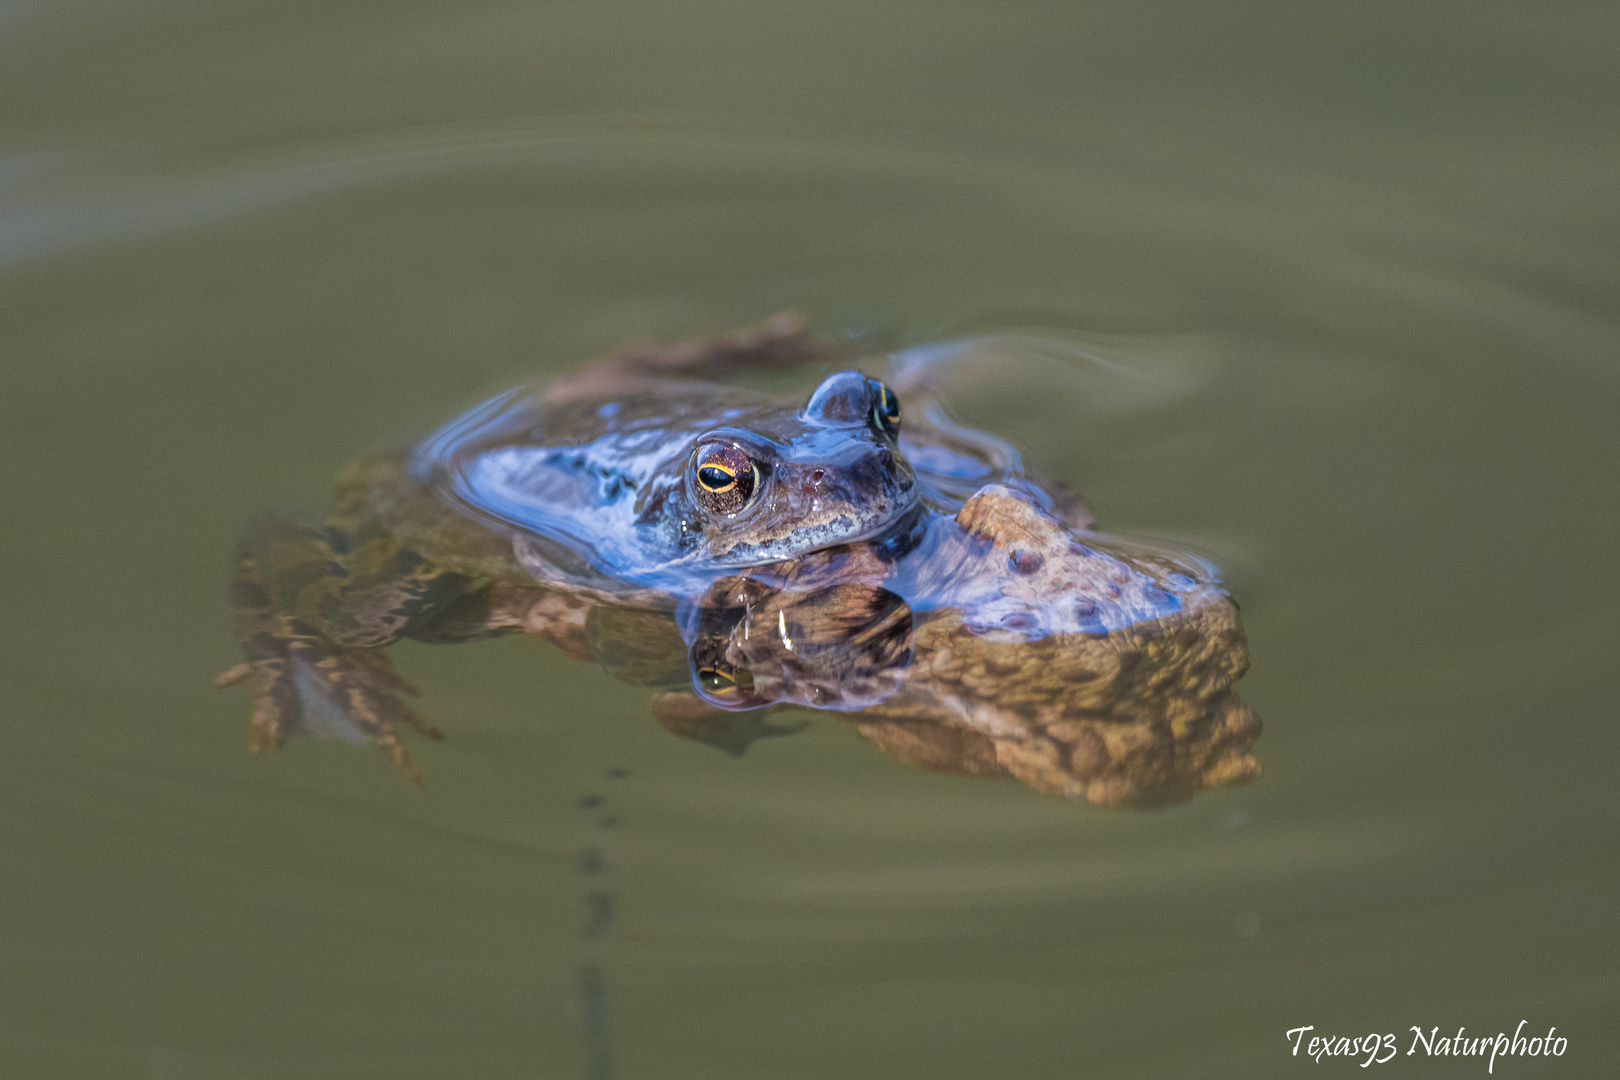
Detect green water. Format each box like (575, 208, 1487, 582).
(2, 3, 1616, 1077)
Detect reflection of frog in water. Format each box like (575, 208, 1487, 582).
(670, 486, 1259, 806)
(219, 314, 1259, 804)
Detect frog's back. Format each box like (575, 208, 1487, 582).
(337, 450, 522, 580)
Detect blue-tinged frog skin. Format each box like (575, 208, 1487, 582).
(412, 367, 917, 590)
(218, 314, 1260, 800)
(219, 315, 963, 778)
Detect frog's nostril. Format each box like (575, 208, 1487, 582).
(810, 469, 826, 484)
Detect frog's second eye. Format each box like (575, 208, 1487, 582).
(697, 666, 732, 691)
(869, 380, 901, 436)
(691, 443, 761, 515)
(697, 665, 754, 693)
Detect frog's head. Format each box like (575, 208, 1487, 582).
(683, 370, 917, 564)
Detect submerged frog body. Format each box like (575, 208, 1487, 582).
(669, 486, 1260, 806)
(219, 314, 1261, 803)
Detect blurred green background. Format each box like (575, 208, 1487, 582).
(0, 2, 1615, 1077)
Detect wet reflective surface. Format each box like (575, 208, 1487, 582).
(413, 326, 923, 585)
(219, 325, 1258, 807)
(670, 481, 1260, 806)
(2, 2, 1618, 1077)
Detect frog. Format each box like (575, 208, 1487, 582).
(218, 314, 1016, 778)
(665, 485, 1261, 806)
(218, 314, 1261, 804)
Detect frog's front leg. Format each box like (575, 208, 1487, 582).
(216, 516, 488, 781)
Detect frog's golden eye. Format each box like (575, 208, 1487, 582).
(697, 665, 754, 694)
(697, 462, 738, 492)
(869, 380, 901, 436)
(691, 443, 761, 515)
(697, 666, 733, 692)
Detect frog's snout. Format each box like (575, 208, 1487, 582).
(785, 442, 911, 507)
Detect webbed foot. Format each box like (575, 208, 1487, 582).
(217, 610, 442, 783)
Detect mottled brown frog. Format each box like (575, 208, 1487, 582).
(218, 315, 1259, 803)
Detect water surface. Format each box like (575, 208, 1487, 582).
(1, 3, 1616, 1077)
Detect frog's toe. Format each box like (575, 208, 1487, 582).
(335, 650, 442, 743)
(214, 663, 252, 687)
(286, 643, 440, 781)
(343, 648, 423, 701)
(219, 632, 440, 782)
(216, 655, 303, 755)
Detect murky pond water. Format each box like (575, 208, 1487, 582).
(2, 4, 1616, 1077)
